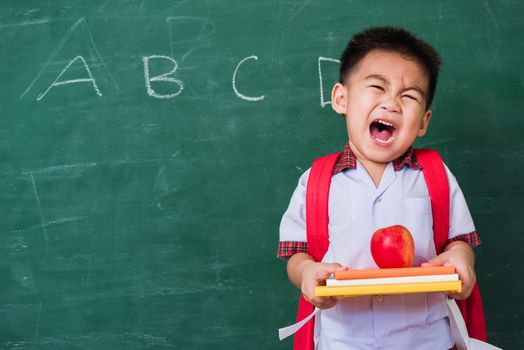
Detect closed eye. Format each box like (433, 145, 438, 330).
(369, 85, 384, 91)
(402, 94, 419, 101)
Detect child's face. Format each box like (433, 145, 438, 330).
(332, 50, 432, 166)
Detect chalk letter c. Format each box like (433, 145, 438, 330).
(232, 55, 265, 102)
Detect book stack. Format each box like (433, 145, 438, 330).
(315, 266, 461, 297)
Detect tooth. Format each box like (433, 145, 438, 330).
(372, 135, 395, 144)
(378, 120, 394, 127)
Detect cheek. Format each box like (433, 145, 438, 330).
(405, 108, 427, 127)
(348, 90, 377, 109)
(346, 115, 368, 135)
(348, 101, 375, 121)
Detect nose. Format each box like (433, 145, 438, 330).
(380, 96, 400, 113)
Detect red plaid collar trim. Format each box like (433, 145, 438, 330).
(333, 143, 422, 175)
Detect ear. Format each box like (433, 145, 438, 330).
(331, 83, 348, 115)
(417, 109, 432, 137)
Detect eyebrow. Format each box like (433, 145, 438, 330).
(365, 74, 426, 98)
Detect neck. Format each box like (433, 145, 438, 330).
(358, 159, 387, 188)
(348, 141, 388, 188)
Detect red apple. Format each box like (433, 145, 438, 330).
(370, 225, 415, 268)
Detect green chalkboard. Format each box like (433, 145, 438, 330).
(1, 1, 522, 349)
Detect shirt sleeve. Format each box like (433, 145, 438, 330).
(277, 169, 311, 260)
(445, 164, 481, 248)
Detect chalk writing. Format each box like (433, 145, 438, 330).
(143, 55, 184, 99)
(232, 55, 265, 102)
(21, 18, 117, 100)
(318, 56, 340, 107)
(36, 55, 102, 101)
(29, 173, 48, 257)
(28, 51, 339, 104)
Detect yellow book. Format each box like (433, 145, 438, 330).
(315, 281, 462, 297)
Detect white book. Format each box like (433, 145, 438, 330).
(326, 274, 459, 287)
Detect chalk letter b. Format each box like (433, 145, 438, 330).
(143, 55, 184, 99)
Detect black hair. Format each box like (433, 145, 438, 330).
(339, 26, 442, 108)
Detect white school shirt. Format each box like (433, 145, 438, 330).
(279, 158, 476, 350)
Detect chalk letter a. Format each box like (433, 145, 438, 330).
(143, 55, 184, 99)
(37, 55, 102, 101)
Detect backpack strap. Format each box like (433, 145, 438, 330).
(414, 149, 449, 253)
(293, 152, 342, 350)
(306, 152, 343, 261)
(414, 149, 487, 342)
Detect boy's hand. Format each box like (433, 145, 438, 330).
(300, 261, 347, 309)
(287, 253, 348, 310)
(421, 241, 476, 299)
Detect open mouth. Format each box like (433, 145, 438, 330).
(370, 119, 396, 145)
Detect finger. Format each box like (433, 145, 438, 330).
(316, 264, 345, 281)
(315, 270, 333, 283)
(324, 263, 345, 273)
(314, 296, 337, 310)
(447, 282, 474, 300)
(447, 291, 467, 300)
(302, 288, 338, 310)
(302, 283, 317, 300)
(421, 256, 449, 267)
(421, 260, 441, 267)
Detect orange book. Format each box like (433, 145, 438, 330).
(334, 266, 456, 280)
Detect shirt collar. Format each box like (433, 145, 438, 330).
(333, 142, 422, 175)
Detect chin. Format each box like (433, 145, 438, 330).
(365, 146, 403, 164)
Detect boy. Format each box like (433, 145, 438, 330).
(278, 27, 480, 349)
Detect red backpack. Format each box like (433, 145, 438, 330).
(293, 149, 486, 350)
